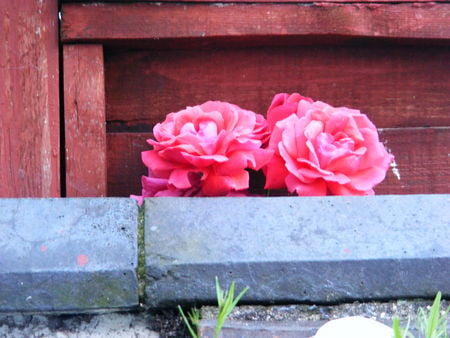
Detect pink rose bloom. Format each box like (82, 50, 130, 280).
(131, 170, 248, 205)
(266, 93, 314, 130)
(264, 93, 394, 196)
(139, 101, 273, 198)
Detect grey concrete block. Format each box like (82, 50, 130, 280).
(0, 198, 139, 313)
(144, 195, 450, 307)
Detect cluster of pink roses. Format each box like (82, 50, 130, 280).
(132, 94, 393, 204)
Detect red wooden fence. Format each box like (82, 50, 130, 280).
(0, 0, 60, 197)
(63, 45, 107, 196)
(1, 1, 449, 197)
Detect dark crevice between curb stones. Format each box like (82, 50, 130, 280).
(137, 205, 147, 309)
(137, 203, 191, 337)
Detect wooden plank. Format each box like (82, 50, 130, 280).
(61, 3, 450, 42)
(107, 133, 150, 197)
(0, 0, 60, 197)
(377, 127, 449, 195)
(64, 45, 107, 197)
(62, 0, 448, 3)
(106, 128, 450, 197)
(105, 46, 450, 129)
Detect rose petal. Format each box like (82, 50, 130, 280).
(142, 150, 175, 173)
(266, 93, 311, 130)
(327, 182, 374, 196)
(347, 167, 388, 191)
(264, 153, 290, 189)
(285, 174, 327, 196)
(250, 148, 274, 170)
(203, 171, 249, 196)
(169, 169, 194, 189)
(130, 195, 144, 206)
(181, 152, 228, 167)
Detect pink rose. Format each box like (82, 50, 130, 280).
(139, 101, 273, 197)
(266, 93, 313, 130)
(264, 93, 394, 196)
(131, 169, 248, 205)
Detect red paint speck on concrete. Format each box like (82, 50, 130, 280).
(77, 254, 88, 267)
(344, 248, 352, 254)
(40, 245, 48, 252)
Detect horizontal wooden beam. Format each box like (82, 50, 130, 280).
(106, 127, 450, 197)
(62, 3, 450, 43)
(61, 0, 448, 3)
(104, 46, 450, 129)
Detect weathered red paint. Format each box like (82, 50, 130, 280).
(60, 1, 449, 198)
(61, 3, 450, 43)
(105, 46, 450, 129)
(107, 128, 450, 197)
(0, 0, 60, 197)
(61, 0, 446, 3)
(77, 254, 88, 267)
(64, 45, 107, 197)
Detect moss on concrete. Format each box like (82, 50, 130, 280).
(137, 205, 146, 306)
(54, 273, 133, 310)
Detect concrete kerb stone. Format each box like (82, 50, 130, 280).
(0, 198, 139, 313)
(144, 195, 450, 308)
(1, 195, 449, 315)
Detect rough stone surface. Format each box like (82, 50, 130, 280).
(200, 299, 450, 337)
(203, 300, 450, 322)
(144, 195, 450, 307)
(0, 310, 188, 338)
(0, 312, 161, 338)
(0, 198, 139, 313)
(1, 300, 448, 338)
(199, 319, 322, 337)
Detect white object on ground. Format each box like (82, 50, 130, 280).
(313, 316, 393, 338)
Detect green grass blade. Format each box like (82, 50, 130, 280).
(416, 291, 449, 338)
(230, 286, 249, 310)
(417, 308, 427, 336)
(213, 279, 249, 338)
(426, 292, 442, 338)
(403, 318, 415, 338)
(215, 276, 224, 307)
(392, 317, 415, 338)
(393, 318, 404, 338)
(188, 308, 201, 328)
(222, 282, 235, 314)
(178, 305, 198, 338)
(435, 302, 449, 338)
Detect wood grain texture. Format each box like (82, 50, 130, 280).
(107, 128, 450, 197)
(61, 3, 450, 43)
(377, 127, 449, 195)
(105, 46, 450, 129)
(0, 0, 60, 197)
(107, 133, 150, 197)
(61, 0, 447, 3)
(64, 45, 107, 197)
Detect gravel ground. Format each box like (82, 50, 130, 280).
(204, 299, 450, 323)
(0, 310, 190, 338)
(1, 299, 448, 337)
